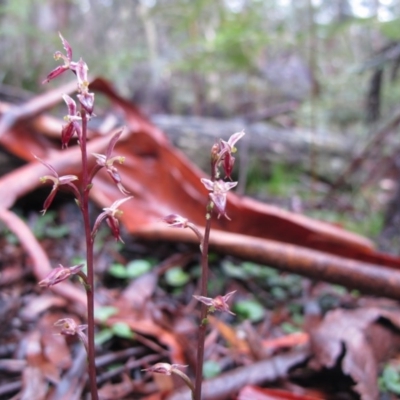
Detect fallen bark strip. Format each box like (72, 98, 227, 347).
(137, 224, 400, 301)
(166, 349, 309, 400)
(0, 208, 89, 313)
(0, 80, 77, 138)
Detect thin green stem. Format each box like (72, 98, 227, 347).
(80, 109, 99, 400)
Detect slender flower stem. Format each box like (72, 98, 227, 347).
(194, 210, 212, 400)
(194, 157, 219, 400)
(80, 109, 99, 400)
(172, 369, 195, 399)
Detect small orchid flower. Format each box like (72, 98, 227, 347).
(142, 363, 194, 394)
(163, 214, 189, 228)
(163, 213, 205, 248)
(92, 196, 133, 242)
(201, 179, 237, 219)
(92, 129, 129, 195)
(42, 33, 77, 84)
(222, 130, 246, 153)
(54, 318, 88, 352)
(75, 58, 95, 114)
(61, 94, 82, 148)
(218, 130, 245, 179)
(193, 291, 236, 315)
(39, 263, 85, 287)
(142, 363, 188, 376)
(35, 156, 79, 214)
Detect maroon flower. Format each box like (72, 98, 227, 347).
(163, 214, 189, 228)
(142, 363, 188, 376)
(61, 94, 82, 148)
(92, 130, 129, 195)
(75, 58, 95, 114)
(218, 130, 245, 179)
(201, 179, 237, 219)
(39, 263, 85, 287)
(193, 291, 236, 315)
(92, 197, 133, 242)
(35, 156, 79, 214)
(42, 33, 77, 84)
(54, 318, 88, 351)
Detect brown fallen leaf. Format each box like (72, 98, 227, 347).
(237, 385, 324, 400)
(208, 316, 250, 354)
(308, 307, 400, 400)
(262, 332, 310, 352)
(97, 374, 135, 400)
(19, 365, 48, 400)
(25, 330, 60, 385)
(47, 346, 87, 400)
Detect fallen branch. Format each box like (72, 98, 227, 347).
(137, 224, 400, 301)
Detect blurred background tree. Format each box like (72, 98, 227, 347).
(1, 0, 400, 129)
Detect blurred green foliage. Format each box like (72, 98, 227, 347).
(1, 0, 400, 125)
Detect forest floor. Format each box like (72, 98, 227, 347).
(1, 182, 400, 400)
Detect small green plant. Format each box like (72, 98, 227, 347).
(246, 162, 301, 198)
(108, 259, 153, 279)
(222, 260, 303, 303)
(233, 298, 265, 322)
(306, 209, 384, 238)
(30, 210, 69, 239)
(379, 364, 400, 395)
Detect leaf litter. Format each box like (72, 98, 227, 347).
(2, 78, 400, 399)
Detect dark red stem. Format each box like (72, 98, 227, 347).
(194, 162, 216, 400)
(80, 109, 99, 400)
(194, 215, 212, 400)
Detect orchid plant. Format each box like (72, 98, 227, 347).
(38, 33, 131, 400)
(38, 33, 244, 400)
(161, 129, 245, 399)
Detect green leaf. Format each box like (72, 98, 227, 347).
(95, 306, 118, 323)
(95, 328, 113, 346)
(242, 262, 278, 279)
(233, 299, 265, 322)
(108, 263, 128, 279)
(111, 322, 134, 339)
(222, 261, 248, 279)
(165, 267, 189, 287)
(203, 360, 221, 379)
(45, 225, 70, 239)
(126, 259, 152, 278)
(380, 365, 400, 394)
(271, 286, 288, 301)
(281, 322, 301, 334)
